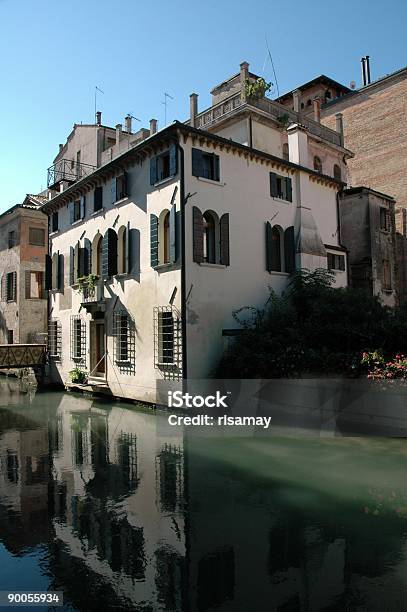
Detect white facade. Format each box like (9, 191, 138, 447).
(43, 64, 349, 403)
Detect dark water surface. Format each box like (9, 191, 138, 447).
(1, 379, 407, 611)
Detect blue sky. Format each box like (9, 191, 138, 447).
(0, 0, 406, 212)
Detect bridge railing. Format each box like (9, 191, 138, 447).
(0, 344, 47, 369)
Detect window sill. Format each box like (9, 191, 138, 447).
(154, 263, 177, 272)
(267, 271, 290, 277)
(91, 207, 105, 217)
(114, 273, 129, 279)
(113, 196, 129, 206)
(271, 196, 292, 204)
(329, 269, 346, 273)
(156, 361, 177, 368)
(198, 262, 226, 269)
(196, 177, 222, 186)
(115, 359, 131, 365)
(49, 230, 59, 237)
(71, 219, 83, 226)
(153, 176, 176, 188)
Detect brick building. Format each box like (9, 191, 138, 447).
(0, 195, 48, 344)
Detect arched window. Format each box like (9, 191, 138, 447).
(325, 90, 332, 101)
(271, 226, 283, 272)
(203, 212, 216, 263)
(163, 211, 170, 264)
(282, 143, 289, 161)
(314, 156, 322, 173)
(307, 99, 312, 107)
(333, 164, 341, 181)
(92, 233, 103, 276)
(301, 102, 305, 109)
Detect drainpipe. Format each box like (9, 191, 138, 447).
(178, 141, 187, 381)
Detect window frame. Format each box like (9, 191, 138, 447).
(327, 252, 345, 271)
(29, 227, 46, 247)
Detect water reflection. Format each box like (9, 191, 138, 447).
(1, 380, 407, 610)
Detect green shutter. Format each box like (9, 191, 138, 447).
(169, 144, 178, 177)
(84, 238, 92, 276)
(286, 178, 293, 202)
(69, 246, 75, 286)
(57, 253, 63, 290)
(192, 148, 203, 177)
(220, 213, 230, 266)
(80, 195, 86, 219)
(102, 229, 118, 278)
(150, 156, 157, 185)
(192, 206, 204, 263)
(266, 222, 273, 272)
(111, 177, 117, 204)
(169, 204, 177, 263)
(45, 255, 52, 290)
(284, 226, 296, 273)
(214, 155, 220, 182)
(270, 173, 278, 197)
(150, 214, 159, 267)
(69, 202, 74, 224)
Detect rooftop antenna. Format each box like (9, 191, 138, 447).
(162, 92, 174, 126)
(264, 35, 280, 98)
(94, 86, 104, 122)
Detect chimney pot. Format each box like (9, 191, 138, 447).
(190, 93, 198, 128)
(150, 118, 157, 135)
(313, 97, 321, 123)
(125, 115, 132, 133)
(115, 123, 122, 146)
(335, 112, 344, 146)
(292, 89, 301, 113)
(96, 110, 102, 126)
(240, 62, 250, 101)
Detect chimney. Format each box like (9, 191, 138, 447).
(58, 144, 63, 153)
(292, 89, 301, 113)
(115, 123, 122, 146)
(240, 61, 249, 101)
(287, 123, 309, 166)
(190, 93, 198, 127)
(96, 110, 102, 126)
(365, 55, 371, 84)
(125, 114, 132, 133)
(361, 57, 367, 87)
(313, 97, 321, 123)
(150, 118, 157, 135)
(335, 112, 344, 146)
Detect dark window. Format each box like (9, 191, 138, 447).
(25, 271, 44, 299)
(73, 201, 81, 222)
(48, 319, 61, 358)
(150, 145, 178, 185)
(163, 212, 170, 264)
(380, 207, 390, 231)
(115, 313, 129, 361)
(327, 253, 345, 271)
(7, 330, 14, 345)
(313, 156, 322, 173)
(271, 226, 282, 272)
(8, 231, 15, 248)
(7, 451, 19, 483)
(192, 148, 220, 182)
(270, 172, 292, 202)
(113, 311, 135, 374)
(307, 99, 312, 107)
(29, 227, 45, 246)
(6, 272, 17, 301)
(203, 213, 216, 263)
(157, 151, 170, 181)
(51, 212, 59, 232)
(94, 186, 103, 212)
(159, 311, 174, 364)
(333, 164, 342, 181)
(70, 316, 86, 361)
(282, 143, 289, 161)
(382, 259, 392, 290)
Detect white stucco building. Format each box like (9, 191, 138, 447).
(42, 62, 351, 403)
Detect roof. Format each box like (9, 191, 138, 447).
(342, 186, 396, 202)
(42, 120, 345, 214)
(275, 75, 351, 103)
(210, 70, 261, 94)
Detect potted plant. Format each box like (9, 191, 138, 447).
(244, 77, 272, 101)
(68, 367, 88, 384)
(77, 274, 99, 294)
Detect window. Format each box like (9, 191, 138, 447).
(313, 156, 322, 173)
(111, 173, 128, 203)
(307, 99, 312, 107)
(8, 231, 15, 249)
(150, 145, 178, 185)
(270, 172, 292, 202)
(25, 271, 44, 299)
(271, 226, 282, 271)
(382, 259, 392, 290)
(333, 164, 342, 181)
(29, 227, 45, 246)
(282, 143, 289, 161)
(7, 330, 14, 344)
(113, 311, 135, 374)
(192, 207, 229, 266)
(192, 148, 220, 182)
(154, 306, 182, 370)
(163, 212, 170, 264)
(101, 228, 118, 278)
(73, 201, 81, 222)
(327, 253, 345, 271)
(380, 207, 390, 231)
(94, 186, 103, 212)
(5, 272, 17, 301)
(151, 204, 178, 268)
(70, 316, 86, 362)
(51, 212, 59, 232)
(266, 224, 295, 273)
(48, 319, 61, 358)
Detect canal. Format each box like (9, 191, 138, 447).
(1, 378, 407, 610)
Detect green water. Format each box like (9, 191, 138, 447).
(1, 378, 407, 611)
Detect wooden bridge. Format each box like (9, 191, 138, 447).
(0, 344, 47, 369)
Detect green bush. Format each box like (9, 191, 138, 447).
(217, 269, 407, 378)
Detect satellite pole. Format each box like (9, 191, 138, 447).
(162, 92, 174, 126)
(94, 86, 104, 122)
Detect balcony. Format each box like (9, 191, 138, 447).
(47, 158, 97, 190)
(79, 280, 105, 315)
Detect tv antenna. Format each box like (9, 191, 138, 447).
(162, 92, 174, 126)
(264, 35, 280, 98)
(94, 86, 104, 121)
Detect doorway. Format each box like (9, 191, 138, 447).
(90, 320, 106, 377)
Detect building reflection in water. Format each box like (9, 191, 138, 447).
(1, 381, 407, 610)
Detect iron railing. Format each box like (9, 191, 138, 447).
(47, 158, 97, 189)
(80, 281, 104, 304)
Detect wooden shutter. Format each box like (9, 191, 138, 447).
(12, 271, 17, 301)
(80, 195, 86, 219)
(111, 177, 117, 204)
(45, 255, 52, 290)
(214, 155, 220, 182)
(122, 171, 128, 198)
(0, 275, 4, 301)
(102, 229, 118, 278)
(150, 214, 159, 267)
(25, 270, 31, 298)
(69, 202, 74, 225)
(94, 186, 103, 211)
(69, 246, 75, 285)
(57, 253, 63, 290)
(284, 226, 296, 273)
(270, 173, 278, 197)
(84, 238, 92, 276)
(150, 156, 157, 185)
(169, 144, 178, 177)
(126, 222, 131, 273)
(266, 222, 273, 272)
(220, 213, 230, 266)
(192, 206, 204, 263)
(192, 149, 203, 177)
(286, 178, 293, 202)
(169, 204, 177, 263)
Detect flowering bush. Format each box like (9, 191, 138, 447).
(364, 352, 407, 381)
